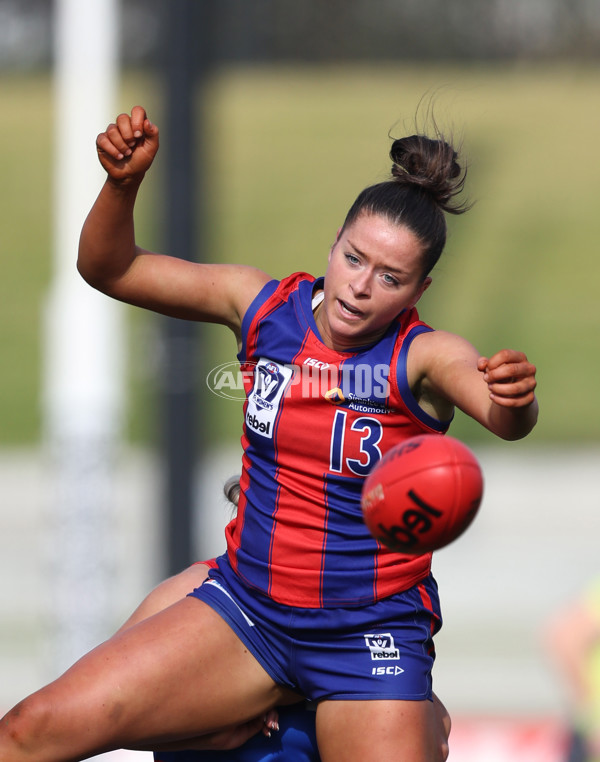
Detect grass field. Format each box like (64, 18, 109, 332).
(1, 63, 599, 446)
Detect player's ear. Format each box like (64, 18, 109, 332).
(410, 276, 432, 307)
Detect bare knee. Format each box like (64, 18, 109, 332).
(0, 691, 54, 756)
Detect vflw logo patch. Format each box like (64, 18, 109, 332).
(246, 358, 294, 438)
(364, 632, 400, 660)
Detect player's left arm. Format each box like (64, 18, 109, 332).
(410, 331, 538, 441)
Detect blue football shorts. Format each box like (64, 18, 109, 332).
(188, 555, 442, 702)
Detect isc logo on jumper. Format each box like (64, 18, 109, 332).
(246, 358, 294, 439)
(364, 633, 400, 660)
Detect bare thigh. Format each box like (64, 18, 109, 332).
(316, 699, 439, 762)
(1, 598, 294, 762)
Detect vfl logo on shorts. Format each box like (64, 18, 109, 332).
(364, 633, 400, 661)
(246, 358, 294, 439)
(365, 633, 405, 676)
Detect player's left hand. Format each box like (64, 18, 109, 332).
(477, 349, 537, 408)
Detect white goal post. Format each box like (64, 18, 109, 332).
(44, 0, 123, 672)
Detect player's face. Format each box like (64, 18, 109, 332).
(317, 212, 431, 351)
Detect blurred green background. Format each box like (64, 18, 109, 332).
(2, 63, 598, 448)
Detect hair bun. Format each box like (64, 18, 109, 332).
(390, 135, 468, 215)
(223, 474, 241, 507)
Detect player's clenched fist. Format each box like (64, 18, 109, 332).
(96, 105, 159, 183)
(477, 349, 537, 407)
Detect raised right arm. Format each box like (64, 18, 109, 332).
(78, 106, 270, 338)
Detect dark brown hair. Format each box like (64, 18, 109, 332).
(341, 132, 469, 278)
(223, 475, 241, 507)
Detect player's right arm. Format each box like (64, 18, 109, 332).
(78, 106, 270, 340)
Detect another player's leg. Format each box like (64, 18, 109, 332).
(0, 597, 292, 762)
(117, 563, 212, 632)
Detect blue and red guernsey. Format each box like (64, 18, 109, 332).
(224, 272, 452, 608)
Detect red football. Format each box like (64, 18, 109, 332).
(361, 435, 484, 554)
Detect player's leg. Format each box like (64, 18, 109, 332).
(302, 577, 445, 762)
(118, 563, 283, 749)
(315, 698, 441, 762)
(0, 597, 294, 762)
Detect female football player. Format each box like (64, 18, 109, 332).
(0, 106, 536, 762)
